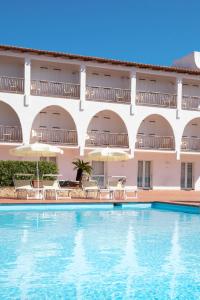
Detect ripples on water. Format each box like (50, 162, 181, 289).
(0, 207, 200, 300)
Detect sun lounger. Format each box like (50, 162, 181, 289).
(107, 179, 125, 200)
(82, 180, 100, 198)
(107, 178, 138, 200)
(124, 186, 138, 200)
(13, 178, 42, 199)
(43, 179, 72, 200)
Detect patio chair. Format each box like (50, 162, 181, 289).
(43, 179, 72, 200)
(108, 177, 135, 200)
(124, 186, 138, 200)
(107, 179, 125, 200)
(13, 178, 40, 199)
(82, 180, 100, 199)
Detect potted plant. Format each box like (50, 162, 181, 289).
(72, 159, 92, 184)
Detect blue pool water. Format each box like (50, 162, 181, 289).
(0, 204, 200, 300)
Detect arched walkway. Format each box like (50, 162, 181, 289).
(135, 114, 175, 150)
(85, 110, 129, 148)
(0, 101, 22, 143)
(30, 105, 78, 145)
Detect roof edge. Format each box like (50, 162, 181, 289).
(0, 44, 200, 76)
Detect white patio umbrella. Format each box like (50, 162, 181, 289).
(86, 148, 132, 187)
(86, 148, 131, 162)
(10, 143, 63, 197)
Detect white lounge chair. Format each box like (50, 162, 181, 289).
(107, 177, 138, 200)
(124, 186, 138, 200)
(82, 180, 100, 198)
(43, 179, 72, 200)
(14, 178, 43, 199)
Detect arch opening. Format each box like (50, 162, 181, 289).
(181, 118, 200, 152)
(30, 105, 78, 145)
(85, 110, 129, 148)
(135, 114, 175, 150)
(0, 101, 22, 143)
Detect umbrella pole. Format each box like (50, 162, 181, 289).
(36, 160, 40, 198)
(105, 161, 108, 188)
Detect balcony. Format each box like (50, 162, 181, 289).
(31, 80, 80, 99)
(32, 128, 78, 145)
(135, 135, 175, 150)
(86, 131, 129, 148)
(0, 76, 24, 94)
(182, 95, 200, 111)
(0, 125, 22, 143)
(86, 85, 131, 104)
(136, 91, 177, 108)
(181, 137, 200, 152)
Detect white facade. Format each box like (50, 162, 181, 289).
(1, 46, 200, 190)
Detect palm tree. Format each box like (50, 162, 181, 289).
(72, 159, 93, 182)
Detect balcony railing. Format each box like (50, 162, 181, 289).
(31, 80, 80, 99)
(0, 125, 22, 143)
(136, 135, 175, 150)
(86, 85, 131, 104)
(136, 91, 177, 108)
(182, 95, 200, 111)
(86, 131, 129, 147)
(181, 137, 200, 152)
(32, 128, 78, 145)
(0, 76, 24, 94)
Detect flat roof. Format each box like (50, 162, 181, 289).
(0, 44, 200, 76)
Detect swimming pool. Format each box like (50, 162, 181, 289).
(0, 203, 200, 299)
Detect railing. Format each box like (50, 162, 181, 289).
(86, 85, 131, 103)
(86, 131, 129, 147)
(0, 125, 22, 143)
(181, 137, 200, 152)
(0, 76, 24, 94)
(32, 128, 78, 145)
(31, 80, 80, 99)
(135, 135, 175, 150)
(182, 95, 200, 111)
(136, 91, 177, 108)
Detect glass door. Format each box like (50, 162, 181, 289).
(137, 161, 151, 189)
(144, 161, 151, 188)
(181, 162, 193, 189)
(91, 161, 105, 188)
(137, 161, 143, 188)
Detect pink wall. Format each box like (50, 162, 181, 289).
(107, 152, 181, 189)
(57, 148, 80, 180)
(2, 145, 200, 190)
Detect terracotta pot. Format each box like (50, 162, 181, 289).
(32, 180, 43, 188)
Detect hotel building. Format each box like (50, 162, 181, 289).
(0, 45, 200, 190)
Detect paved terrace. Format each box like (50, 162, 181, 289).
(0, 190, 200, 207)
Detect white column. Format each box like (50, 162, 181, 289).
(80, 64, 86, 111)
(24, 56, 31, 107)
(130, 69, 136, 115)
(176, 77, 182, 119)
(176, 133, 182, 160)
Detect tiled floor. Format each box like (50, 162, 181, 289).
(0, 190, 200, 206)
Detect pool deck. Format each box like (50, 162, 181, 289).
(0, 190, 200, 207)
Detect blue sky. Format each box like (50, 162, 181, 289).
(0, 0, 200, 66)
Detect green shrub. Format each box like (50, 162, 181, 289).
(0, 160, 58, 187)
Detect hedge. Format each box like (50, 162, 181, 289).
(0, 160, 58, 187)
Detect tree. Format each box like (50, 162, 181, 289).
(72, 159, 93, 182)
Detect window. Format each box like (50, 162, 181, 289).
(40, 157, 57, 164)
